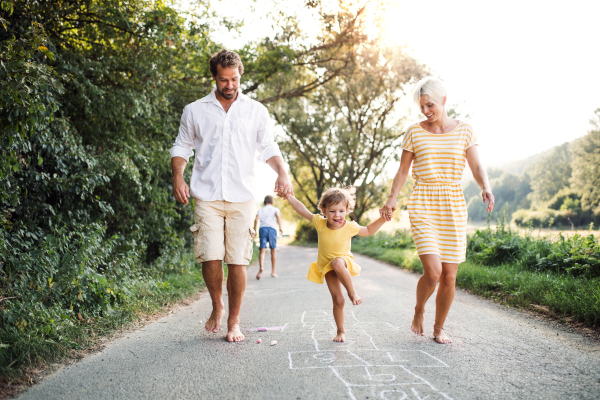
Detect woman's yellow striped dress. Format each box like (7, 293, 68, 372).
(401, 121, 477, 263)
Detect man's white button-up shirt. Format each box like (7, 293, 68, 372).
(170, 89, 282, 202)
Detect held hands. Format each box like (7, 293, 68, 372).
(274, 174, 293, 199)
(379, 198, 397, 222)
(482, 189, 495, 212)
(173, 177, 190, 205)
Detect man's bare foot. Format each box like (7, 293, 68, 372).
(411, 313, 425, 336)
(271, 272, 278, 277)
(205, 305, 224, 333)
(226, 323, 245, 342)
(349, 293, 362, 305)
(433, 328, 451, 344)
(333, 330, 346, 342)
(256, 269, 263, 280)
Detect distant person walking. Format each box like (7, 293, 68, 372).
(380, 76, 495, 344)
(170, 50, 292, 342)
(254, 195, 283, 279)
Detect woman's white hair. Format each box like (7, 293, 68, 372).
(412, 76, 447, 107)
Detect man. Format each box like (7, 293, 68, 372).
(171, 49, 292, 342)
(254, 195, 283, 280)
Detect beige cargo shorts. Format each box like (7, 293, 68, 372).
(190, 199, 256, 265)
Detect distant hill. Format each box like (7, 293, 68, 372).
(491, 142, 571, 176)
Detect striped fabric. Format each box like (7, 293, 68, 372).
(401, 121, 477, 263)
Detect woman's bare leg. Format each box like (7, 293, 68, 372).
(412, 254, 442, 336)
(330, 258, 362, 305)
(433, 262, 458, 343)
(325, 270, 346, 342)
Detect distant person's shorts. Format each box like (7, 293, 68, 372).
(259, 227, 278, 249)
(189, 199, 256, 265)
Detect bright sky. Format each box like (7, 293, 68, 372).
(185, 0, 600, 201)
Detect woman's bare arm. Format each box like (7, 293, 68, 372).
(466, 145, 495, 212)
(380, 150, 414, 221)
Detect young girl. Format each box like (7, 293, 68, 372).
(286, 187, 386, 342)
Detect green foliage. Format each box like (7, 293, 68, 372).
(467, 221, 600, 278)
(571, 109, 600, 211)
(527, 142, 572, 205)
(294, 219, 319, 243)
(273, 40, 426, 223)
(352, 230, 422, 273)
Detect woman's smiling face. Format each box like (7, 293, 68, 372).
(419, 94, 446, 123)
(324, 202, 349, 228)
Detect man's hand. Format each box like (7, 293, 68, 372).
(173, 177, 190, 205)
(274, 174, 293, 199)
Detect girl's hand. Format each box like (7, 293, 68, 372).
(380, 198, 396, 221)
(482, 189, 495, 212)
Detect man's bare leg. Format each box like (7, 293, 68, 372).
(270, 249, 277, 277)
(433, 262, 458, 344)
(411, 254, 442, 336)
(202, 260, 225, 333)
(256, 248, 266, 279)
(226, 264, 247, 342)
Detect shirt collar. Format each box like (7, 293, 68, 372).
(199, 88, 248, 105)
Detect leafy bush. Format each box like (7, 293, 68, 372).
(467, 221, 600, 278)
(294, 219, 318, 243)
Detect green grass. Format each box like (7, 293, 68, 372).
(1, 242, 259, 381)
(350, 228, 600, 328)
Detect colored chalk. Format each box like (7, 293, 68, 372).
(257, 327, 267, 332)
(257, 339, 262, 344)
(270, 340, 277, 346)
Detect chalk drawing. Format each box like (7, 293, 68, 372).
(284, 310, 454, 399)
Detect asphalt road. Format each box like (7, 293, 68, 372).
(17, 245, 600, 400)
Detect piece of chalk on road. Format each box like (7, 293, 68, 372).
(270, 340, 277, 346)
(257, 327, 267, 331)
(257, 339, 261, 344)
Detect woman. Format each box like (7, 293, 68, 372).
(380, 76, 494, 344)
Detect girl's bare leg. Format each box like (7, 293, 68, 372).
(325, 270, 346, 342)
(433, 262, 458, 343)
(412, 254, 442, 336)
(330, 258, 362, 305)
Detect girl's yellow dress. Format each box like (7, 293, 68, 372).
(306, 215, 361, 284)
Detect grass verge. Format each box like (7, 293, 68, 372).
(351, 230, 600, 329)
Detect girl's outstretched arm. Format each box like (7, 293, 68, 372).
(357, 216, 386, 237)
(286, 195, 314, 222)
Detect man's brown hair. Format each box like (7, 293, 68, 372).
(209, 49, 244, 76)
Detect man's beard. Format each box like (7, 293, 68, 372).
(217, 86, 237, 100)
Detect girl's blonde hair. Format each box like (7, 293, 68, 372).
(412, 76, 447, 107)
(318, 186, 356, 213)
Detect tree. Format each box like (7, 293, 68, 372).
(527, 142, 572, 205)
(272, 43, 425, 223)
(571, 109, 600, 211)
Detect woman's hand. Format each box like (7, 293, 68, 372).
(380, 198, 397, 221)
(482, 189, 495, 212)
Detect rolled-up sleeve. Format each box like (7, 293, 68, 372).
(255, 106, 282, 163)
(170, 105, 195, 162)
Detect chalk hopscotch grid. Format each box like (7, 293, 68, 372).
(285, 310, 454, 400)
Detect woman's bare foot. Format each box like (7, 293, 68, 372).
(226, 323, 245, 342)
(411, 313, 425, 336)
(433, 327, 451, 344)
(333, 330, 346, 342)
(271, 272, 278, 277)
(205, 305, 224, 333)
(256, 269, 263, 280)
(348, 293, 362, 305)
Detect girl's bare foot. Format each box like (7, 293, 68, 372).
(411, 313, 425, 336)
(333, 330, 346, 342)
(256, 269, 263, 280)
(348, 293, 362, 305)
(226, 323, 245, 342)
(433, 327, 451, 344)
(205, 305, 224, 333)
